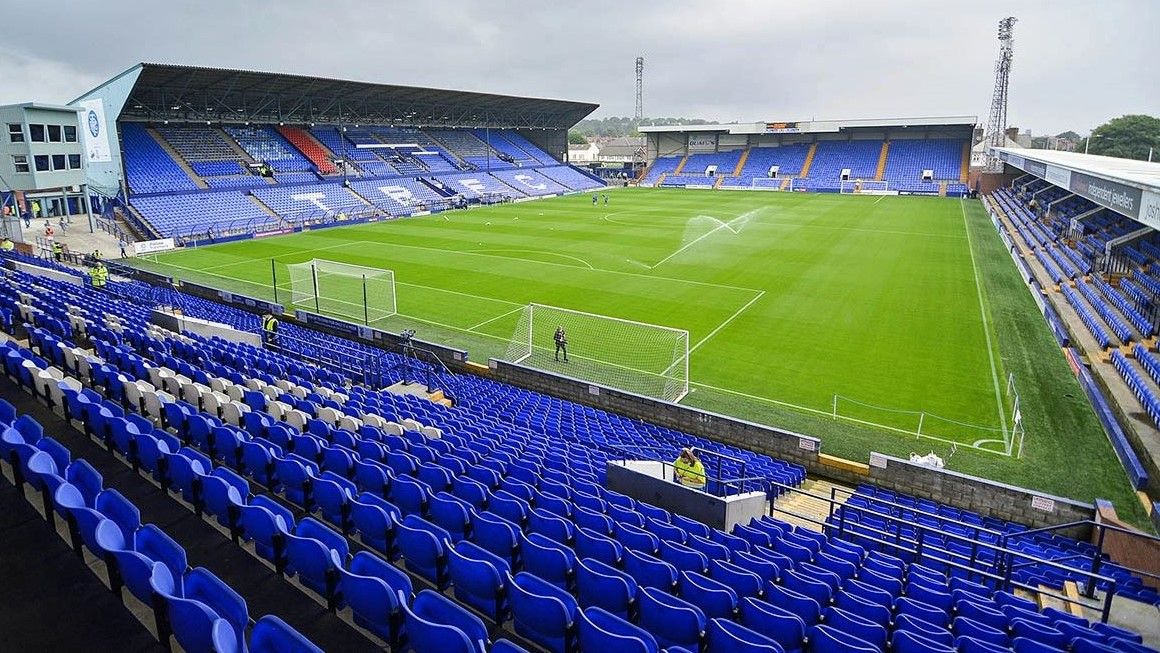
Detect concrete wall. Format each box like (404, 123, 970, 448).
(487, 359, 1096, 532)
(488, 359, 821, 468)
(607, 460, 767, 532)
(824, 454, 1095, 535)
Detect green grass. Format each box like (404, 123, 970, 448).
(132, 188, 1147, 523)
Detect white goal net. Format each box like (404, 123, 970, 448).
(285, 259, 397, 325)
(839, 179, 890, 194)
(751, 177, 793, 191)
(505, 303, 690, 402)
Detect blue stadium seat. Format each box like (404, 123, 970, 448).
(624, 549, 679, 592)
(448, 539, 510, 623)
(576, 557, 637, 620)
(707, 617, 783, 653)
(637, 586, 705, 652)
(249, 615, 323, 653)
(471, 511, 521, 567)
(403, 589, 488, 653)
(285, 517, 348, 606)
(337, 551, 411, 647)
(680, 570, 739, 621)
(508, 571, 579, 653)
(765, 581, 821, 625)
(822, 605, 887, 650)
(891, 628, 957, 653)
(740, 597, 805, 653)
(398, 514, 452, 589)
(521, 531, 577, 591)
(809, 624, 879, 653)
(579, 607, 659, 653)
(349, 491, 400, 558)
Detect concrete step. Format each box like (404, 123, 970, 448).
(772, 477, 851, 533)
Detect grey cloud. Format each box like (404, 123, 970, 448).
(0, 0, 1154, 135)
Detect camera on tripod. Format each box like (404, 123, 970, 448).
(399, 329, 416, 344)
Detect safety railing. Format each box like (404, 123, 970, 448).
(1000, 519, 1160, 600)
(604, 444, 765, 498)
(381, 342, 462, 406)
(766, 480, 1121, 622)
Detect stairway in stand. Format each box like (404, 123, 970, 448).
(960, 140, 972, 183)
(875, 140, 890, 181)
(772, 477, 852, 533)
(799, 143, 818, 178)
(146, 127, 208, 189)
(673, 154, 690, 174)
(732, 148, 750, 176)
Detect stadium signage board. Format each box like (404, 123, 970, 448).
(1022, 159, 1047, 178)
(132, 237, 175, 255)
(764, 122, 800, 133)
(688, 135, 718, 151)
(255, 227, 293, 239)
(1044, 164, 1071, 189)
(1139, 189, 1160, 228)
(217, 289, 282, 315)
(1068, 172, 1141, 220)
(1030, 495, 1056, 512)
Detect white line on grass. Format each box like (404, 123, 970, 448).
(395, 281, 524, 308)
(688, 291, 765, 356)
(464, 248, 594, 270)
(650, 211, 755, 269)
(465, 306, 526, 331)
(687, 380, 1014, 456)
(960, 198, 1010, 443)
(337, 240, 763, 294)
(873, 195, 886, 205)
(156, 241, 357, 273)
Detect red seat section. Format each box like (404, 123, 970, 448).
(276, 126, 337, 175)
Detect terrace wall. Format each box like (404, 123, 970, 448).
(487, 359, 1096, 532)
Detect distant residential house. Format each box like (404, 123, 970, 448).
(596, 137, 645, 163)
(568, 142, 599, 163)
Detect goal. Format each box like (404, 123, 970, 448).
(840, 179, 890, 194)
(505, 303, 690, 402)
(285, 259, 397, 325)
(750, 177, 793, 191)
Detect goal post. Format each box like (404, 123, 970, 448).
(839, 179, 890, 194)
(750, 177, 793, 191)
(283, 259, 397, 325)
(505, 303, 690, 402)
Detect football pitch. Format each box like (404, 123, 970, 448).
(132, 188, 1143, 518)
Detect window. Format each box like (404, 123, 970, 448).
(34, 155, 49, 171)
(64, 125, 77, 142)
(7, 123, 22, 143)
(12, 155, 29, 173)
(29, 124, 45, 142)
(52, 154, 66, 170)
(68, 154, 81, 169)
(47, 125, 62, 142)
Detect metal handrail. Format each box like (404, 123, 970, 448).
(766, 480, 1121, 621)
(605, 444, 765, 497)
(829, 484, 1005, 539)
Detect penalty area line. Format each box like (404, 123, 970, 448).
(465, 306, 526, 332)
(688, 290, 766, 356)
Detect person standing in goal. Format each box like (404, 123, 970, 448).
(554, 326, 568, 362)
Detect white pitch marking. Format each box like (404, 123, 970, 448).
(960, 198, 1010, 443)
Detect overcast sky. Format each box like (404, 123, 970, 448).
(0, 1, 1154, 135)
